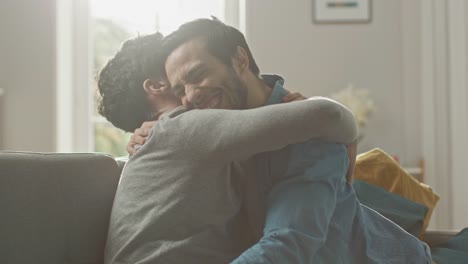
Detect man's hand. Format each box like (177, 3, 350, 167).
(282, 91, 307, 103)
(126, 121, 157, 156)
(345, 142, 357, 183)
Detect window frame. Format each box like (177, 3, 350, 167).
(56, 0, 242, 154)
(56, 0, 93, 152)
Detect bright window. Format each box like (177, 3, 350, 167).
(90, 0, 226, 157)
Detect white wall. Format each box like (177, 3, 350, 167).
(0, 0, 57, 151)
(244, 0, 422, 166)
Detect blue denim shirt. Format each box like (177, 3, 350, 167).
(232, 75, 432, 263)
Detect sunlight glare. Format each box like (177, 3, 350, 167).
(91, 0, 224, 35)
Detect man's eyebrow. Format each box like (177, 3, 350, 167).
(183, 63, 207, 82)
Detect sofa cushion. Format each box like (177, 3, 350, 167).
(0, 152, 121, 264)
(354, 148, 440, 235)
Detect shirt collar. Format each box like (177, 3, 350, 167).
(262, 74, 288, 105)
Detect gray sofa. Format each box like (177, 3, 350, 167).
(0, 152, 121, 264)
(0, 151, 457, 264)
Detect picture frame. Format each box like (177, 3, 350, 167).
(313, 0, 372, 24)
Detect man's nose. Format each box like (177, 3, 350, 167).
(181, 96, 191, 108)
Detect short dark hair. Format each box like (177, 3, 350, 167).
(161, 17, 260, 76)
(97, 32, 164, 133)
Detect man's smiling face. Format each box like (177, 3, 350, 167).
(164, 39, 248, 110)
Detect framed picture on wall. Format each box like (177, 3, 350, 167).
(313, 0, 372, 24)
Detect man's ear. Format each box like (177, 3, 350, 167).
(232, 46, 250, 75)
(143, 79, 163, 95)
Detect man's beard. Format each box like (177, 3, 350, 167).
(223, 68, 248, 110)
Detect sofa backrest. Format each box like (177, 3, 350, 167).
(0, 152, 121, 264)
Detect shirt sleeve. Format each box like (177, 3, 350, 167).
(165, 97, 358, 163)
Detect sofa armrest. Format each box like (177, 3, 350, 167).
(0, 151, 121, 264)
(421, 230, 458, 247)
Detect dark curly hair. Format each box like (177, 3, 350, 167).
(161, 17, 260, 76)
(97, 32, 164, 133)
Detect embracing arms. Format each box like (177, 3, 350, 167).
(165, 97, 358, 163)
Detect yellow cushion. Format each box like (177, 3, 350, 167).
(354, 148, 440, 234)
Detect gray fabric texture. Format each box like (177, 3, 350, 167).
(0, 151, 121, 264)
(105, 98, 357, 264)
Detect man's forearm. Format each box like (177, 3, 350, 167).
(171, 98, 358, 163)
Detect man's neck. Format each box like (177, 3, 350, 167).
(152, 97, 181, 120)
(245, 76, 273, 109)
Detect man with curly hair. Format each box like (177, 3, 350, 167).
(97, 32, 178, 133)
